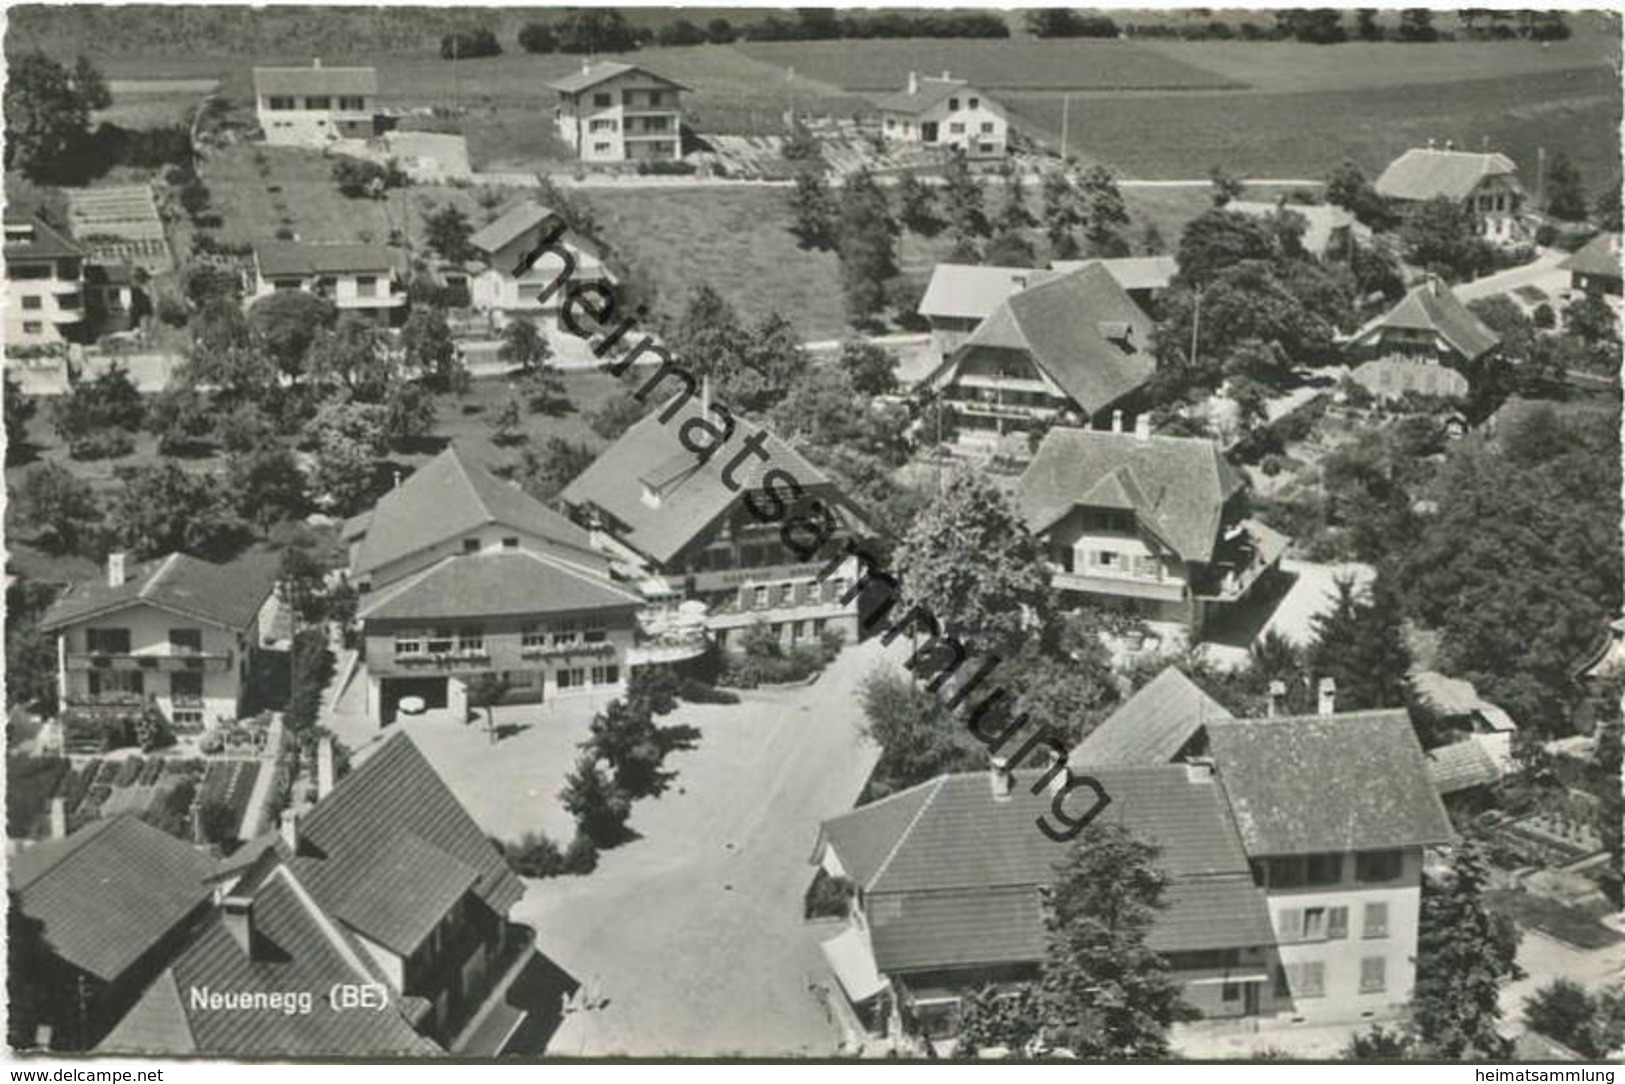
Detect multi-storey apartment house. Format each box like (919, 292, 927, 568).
(917, 257, 1174, 361)
(251, 241, 408, 325)
(1209, 711, 1452, 1023)
(39, 552, 280, 735)
(345, 445, 684, 726)
(814, 678, 1452, 1041)
(561, 398, 878, 653)
(548, 61, 685, 163)
(1375, 143, 1524, 243)
(1017, 424, 1288, 640)
(921, 264, 1158, 456)
(252, 60, 379, 146)
(466, 202, 614, 328)
(874, 72, 1008, 158)
(10, 816, 218, 1051)
(5, 207, 87, 347)
(102, 732, 529, 1055)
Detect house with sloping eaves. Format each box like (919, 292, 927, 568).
(1375, 144, 1524, 243)
(101, 732, 530, 1056)
(253, 60, 379, 147)
(1227, 199, 1372, 259)
(465, 201, 614, 329)
(1017, 426, 1288, 641)
(873, 71, 1008, 158)
(39, 551, 281, 737)
(1067, 666, 1233, 768)
(920, 263, 1158, 458)
(813, 699, 1452, 1042)
(1344, 277, 1499, 401)
(251, 240, 408, 325)
(343, 444, 679, 726)
(561, 397, 879, 654)
(10, 816, 218, 1051)
(1560, 232, 1623, 297)
(549, 60, 686, 163)
(5, 206, 88, 347)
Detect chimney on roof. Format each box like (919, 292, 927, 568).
(1267, 680, 1286, 718)
(1445, 139, 1455, 151)
(107, 552, 127, 588)
(222, 894, 256, 957)
(316, 737, 334, 801)
(1111, 408, 1124, 434)
(582, 59, 591, 76)
(49, 797, 66, 840)
(312, 57, 322, 69)
(1427, 138, 1436, 151)
(280, 808, 301, 853)
(1134, 413, 1151, 442)
(1047, 764, 1071, 797)
(907, 71, 918, 95)
(941, 70, 951, 80)
(1318, 677, 1337, 716)
(1184, 757, 1215, 783)
(989, 755, 1013, 801)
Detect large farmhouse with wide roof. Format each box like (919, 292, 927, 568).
(1375, 144, 1524, 242)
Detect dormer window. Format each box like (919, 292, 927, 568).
(462, 538, 480, 554)
(948, 97, 960, 111)
(640, 483, 662, 509)
(1099, 321, 1134, 350)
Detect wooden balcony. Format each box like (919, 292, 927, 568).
(65, 651, 233, 673)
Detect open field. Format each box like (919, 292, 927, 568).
(1008, 65, 1622, 182)
(737, 38, 1242, 91)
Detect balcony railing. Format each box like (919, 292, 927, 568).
(66, 650, 232, 673)
(394, 648, 493, 668)
(518, 640, 616, 660)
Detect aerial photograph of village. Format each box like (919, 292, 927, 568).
(2, 2, 1621, 1066)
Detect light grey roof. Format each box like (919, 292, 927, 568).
(1560, 232, 1623, 281)
(547, 61, 688, 95)
(1349, 278, 1500, 361)
(252, 65, 377, 97)
(1070, 666, 1233, 767)
(1375, 147, 1518, 202)
(1227, 200, 1371, 255)
(872, 76, 985, 115)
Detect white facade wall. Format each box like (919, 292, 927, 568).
(251, 265, 404, 320)
(469, 239, 610, 321)
(257, 95, 374, 147)
(555, 72, 683, 163)
(881, 90, 1008, 158)
(6, 262, 84, 346)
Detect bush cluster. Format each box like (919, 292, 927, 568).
(719, 625, 846, 689)
(498, 830, 599, 878)
(285, 628, 335, 730)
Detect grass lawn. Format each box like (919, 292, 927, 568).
(1487, 888, 1625, 951)
(1006, 64, 1621, 182)
(738, 38, 1242, 92)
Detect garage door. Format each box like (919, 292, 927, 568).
(381, 677, 448, 725)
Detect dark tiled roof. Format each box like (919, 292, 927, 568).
(1070, 666, 1233, 768)
(1375, 147, 1518, 202)
(358, 549, 643, 623)
(561, 398, 850, 566)
(1560, 232, 1623, 281)
(4, 208, 85, 262)
(821, 766, 1276, 971)
(352, 445, 602, 579)
(10, 816, 215, 983)
(295, 732, 524, 952)
(872, 76, 978, 115)
(1350, 279, 1500, 361)
(251, 65, 377, 97)
(102, 863, 439, 1057)
(1018, 427, 1246, 563)
(254, 240, 402, 279)
(40, 551, 279, 633)
(1207, 711, 1455, 856)
(547, 61, 688, 95)
(469, 202, 560, 256)
(952, 264, 1155, 417)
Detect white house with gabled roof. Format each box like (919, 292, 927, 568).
(548, 61, 686, 163)
(874, 71, 1008, 158)
(252, 60, 379, 147)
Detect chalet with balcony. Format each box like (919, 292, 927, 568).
(344, 445, 680, 726)
(251, 241, 407, 325)
(39, 552, 280, 738)
(921, 264, 1157, 457)
(548, 61, 686, 163)
(102, 733, 530, 1055)
(1375, 144, 1524, 243)
(466, 202, 614, 328)
(252, 60, 379, 147)
(874, 72, 1008, 159)
(1345, 277, 1499, 400)
(1017, 424, 1287, 640)
(5, 207, 87, 346)
(813, 690, 1452, 1041)
(561, 399, 878, 653)
(10, 816, 217, 1051)
(917, 257, 1174, 362)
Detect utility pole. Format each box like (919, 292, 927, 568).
(1059, 93, 1070, 162)
(1189, 285, 1203, 373)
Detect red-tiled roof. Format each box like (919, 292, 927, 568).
(561, 398, 859, 566)
(358, 549, 643, 623)
(1018, 427, 1247, 563)
(10, 816, 216, 983)
(1207, 710, 1454, 856)
(1070, 666, 1233, 768)
(939, 264, 1156, 417)
(1375, 147, 1518, 202)
(351, 445, 603, 579)
(295, 732, 524, 950)
(40, 551, 278, 633)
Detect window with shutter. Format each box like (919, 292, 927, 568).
(1276, 908, 1302, 943)
(1327, 907, 1349, 940)
(1363, 902, 1389, 938)
(1360, 957, 1386, 993)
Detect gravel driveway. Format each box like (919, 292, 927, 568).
(506, 639, 891, 1056)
